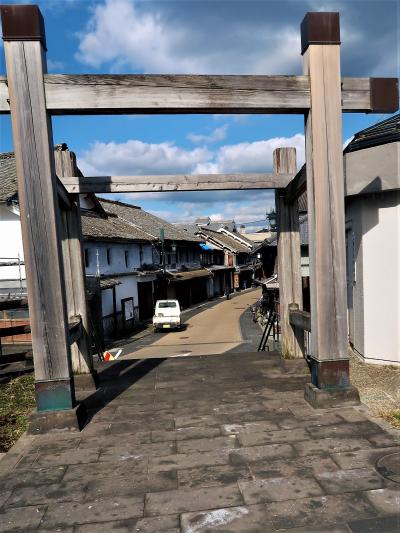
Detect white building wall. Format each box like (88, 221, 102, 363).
(0, 204, 26, 292)
(361, 193, 400, 364)
(84, 241, 153, 276)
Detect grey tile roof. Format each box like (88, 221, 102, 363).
(81, 211, 155, 242)
(345, 113, 400, 153)
(99, 198, 202, 243)
(0, 152, 18, 203)
(198, 228, 252, 253)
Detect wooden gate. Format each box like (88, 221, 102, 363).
(0, 5, 397, 427)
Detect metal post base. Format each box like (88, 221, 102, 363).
(34, 378, 76, 412)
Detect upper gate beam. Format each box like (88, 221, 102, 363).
(0, 74, 398, 115)
(1, 4, 82, 425)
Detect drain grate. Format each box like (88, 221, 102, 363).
(376, 452, 400, 484)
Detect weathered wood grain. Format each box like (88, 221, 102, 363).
(303, 44, 348, 362)
(3, 40, 74, 400)
(0, 75, 383, 114)
(59, 173, 295, 194)
(274, 148, 304, 359)
(55, 147, 94, 377)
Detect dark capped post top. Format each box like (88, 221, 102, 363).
(370, 78, 399, 113)
(301, 12, 340, 54)
(0, 4, 46, 49)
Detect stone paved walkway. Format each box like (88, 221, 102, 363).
(1, 351, 400, 532)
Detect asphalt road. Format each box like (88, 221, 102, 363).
(120, 288, 262, 359)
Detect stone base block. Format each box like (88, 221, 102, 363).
(73, 371, 98, 392)
(304, 382, 360, 409)
(28, 403, 87, 435)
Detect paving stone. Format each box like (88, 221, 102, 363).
(364, 488, 400, 515)
(177, 436, 237, 454)
(268, 494, 377, 530)
(41, 497, 144, 528)
(249, 455, 339, 479)
(152, 426, 221, 443)
(63, 457, 148, 482)
(99, 441, 176, 461)
(315, 467, 385, 494)
(110, 419, 174, 433)
(133, 515, 180, 532)
(277, 413, 343, 430)
(0, 466, 66, 491)
(239, 476, 324, 504)
(80, 431, 151, 448)
(174, 414, 229, 428)
(0, 490, 11, 509)
(227, 409, 292, 424)
(221, 421, 279, 435)
(308, 421, 384, 439)
(367, 432, 400, 448)
(294, 437, 373, 457)
(331, 446, 400, 470)
(338, 409, 369, 423)
(180, 504, 275, 532)
(229, 443, 295, 465)
(237, 428, 309, 447)
(6, 480, 87, 508)
(0, 505, 46, 532)
(144, 484, 244, 516)
(86, 471, 178, 499)
(149, 450, 230, 473)
(178, 464, 252, 489)
(281, 526, 350, 533)
(348, 515, 400, 533)
(33, 448, 100, 467)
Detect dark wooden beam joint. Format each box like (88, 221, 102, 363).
(370, 78, 399, 113)
(300, 12, 340, 54)
(310, 359, 350, 390)
(35, 379, 75, 411)
(0, 4, 47, 49)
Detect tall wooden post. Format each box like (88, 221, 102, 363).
(1, 5, 84, 426)
(301, 12, 359, 406)
(274, 148, 303, 358)
(54, 146, 97, 391)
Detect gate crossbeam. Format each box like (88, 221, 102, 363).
(59, 173, 296, 194)
(0, 74, 398, 115)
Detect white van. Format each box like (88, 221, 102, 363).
(153, 300, 181, 331)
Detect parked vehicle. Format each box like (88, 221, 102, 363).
(153, 300, 181, 331)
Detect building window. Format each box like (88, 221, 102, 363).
(139, 245, 144, 265)
(106, 248, 111, 265)
(84, 248, 90, 268)
(125, 250, 129, 268)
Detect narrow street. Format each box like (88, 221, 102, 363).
(121, 289, 262, 359)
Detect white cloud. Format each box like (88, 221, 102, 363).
(78, 133, 305, 177)
(206, 133, 305, 173)
(75, 0, 302, 74)
(78, 140, 210, 176)
(188, 125, 228, 144)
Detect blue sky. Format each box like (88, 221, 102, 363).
(0, 0, 398, 229)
